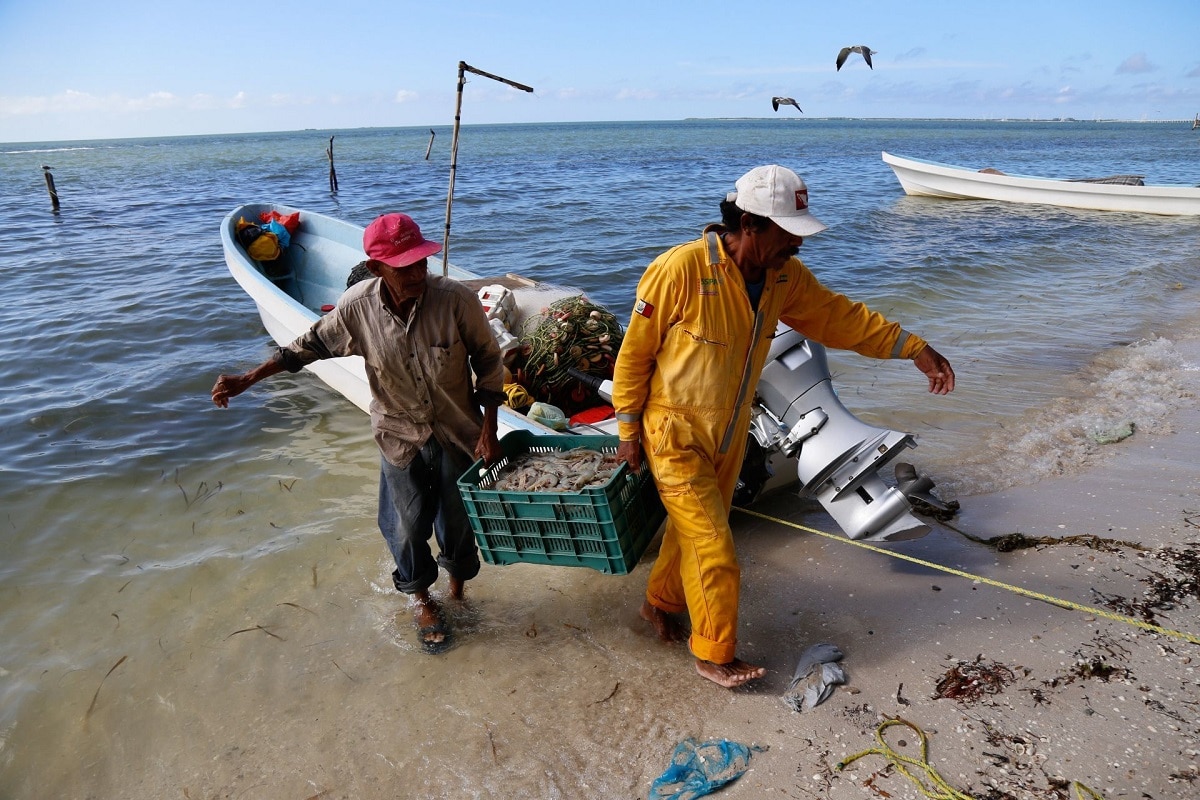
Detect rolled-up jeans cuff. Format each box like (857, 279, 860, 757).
(379, 440, 480, 594)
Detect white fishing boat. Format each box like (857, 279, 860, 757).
(221, 202, 575, 435)
(882, 151, 1200, 215)
(220, 202, 946, 541)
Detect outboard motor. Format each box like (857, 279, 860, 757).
(742, 326, 929, 542)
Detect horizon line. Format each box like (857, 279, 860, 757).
(4, 115, 1198, 147)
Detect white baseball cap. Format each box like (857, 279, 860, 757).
(727, 165, 827, 237)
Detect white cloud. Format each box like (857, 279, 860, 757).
(126, 91, 177, 111)
(394, 90, 418, 103)
(0, 89, 208, 116)
(1116, 53, 1154, 75)
(186, 93, 220, 111)
(615, 88, 658, 101)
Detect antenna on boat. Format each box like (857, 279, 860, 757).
(443, 61, 534, 275)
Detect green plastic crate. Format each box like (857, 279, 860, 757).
(457, 431, 665, 575)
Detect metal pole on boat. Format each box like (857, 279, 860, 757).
(442, 61, 533, 275)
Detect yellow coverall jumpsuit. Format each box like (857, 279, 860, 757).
(612, 228, 929, 664)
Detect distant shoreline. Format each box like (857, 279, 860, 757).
(688, 116, 1196, 124)
(4, 116, 1198, 147)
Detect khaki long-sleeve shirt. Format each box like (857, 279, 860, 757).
(280, 276, 506, 467)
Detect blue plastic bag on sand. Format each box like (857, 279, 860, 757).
(649, 737, 765, 800)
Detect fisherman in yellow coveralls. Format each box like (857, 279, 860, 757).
(612, 165, 956, 688)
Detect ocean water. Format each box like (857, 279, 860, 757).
(1, 119, 1199, 796)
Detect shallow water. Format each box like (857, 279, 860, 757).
(1, 119, 1199, 796)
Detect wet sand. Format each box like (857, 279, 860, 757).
(9, 348, 1200, 800)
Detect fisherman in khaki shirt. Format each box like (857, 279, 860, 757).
(212, 213, 505, 654)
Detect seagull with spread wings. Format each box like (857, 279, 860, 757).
(836, 45, 876, 71)
(771, 96, 803, 113)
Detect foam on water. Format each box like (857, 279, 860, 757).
(940, 334, 1200, 495)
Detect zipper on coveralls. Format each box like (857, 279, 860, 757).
(705, 230, 764, 456)
(719, 308, 764, 454)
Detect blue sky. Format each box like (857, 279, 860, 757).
(2, 0, 1198, 142)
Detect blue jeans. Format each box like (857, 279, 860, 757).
(378, 439, 481, 595)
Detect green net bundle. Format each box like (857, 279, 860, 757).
(515, 295, 623, 413)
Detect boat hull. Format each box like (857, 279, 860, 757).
(882, 151, 1200, 215)
(220, 203, 549, 434)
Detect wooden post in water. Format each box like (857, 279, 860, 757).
(42, 165, 60, 211)
(424, 129, 436, 160)
(442, 61, 534, 274)
(326, 136, 339, 192)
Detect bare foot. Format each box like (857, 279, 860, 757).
(412, 592, 448, 649)
(695, 657, 765, 688)
(447, 576, 466, 603)
(640, 600, 688, 643)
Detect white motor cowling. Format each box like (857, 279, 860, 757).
(748, 327, 929, 542)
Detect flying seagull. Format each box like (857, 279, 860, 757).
(836, 45, 876, 71)
(771, 96, 803, 113)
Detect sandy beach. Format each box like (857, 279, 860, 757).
(5, 343, 1196, 800)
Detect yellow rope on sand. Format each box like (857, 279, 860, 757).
(732, 506, 1200, 646)
(733, 509, 1135, 799)
(837, 718, 1106, 800)
(1072, 782, 1107, 800)
(837, 717, 973, 800)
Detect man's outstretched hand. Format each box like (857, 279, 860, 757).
(914, 345, 955, 395)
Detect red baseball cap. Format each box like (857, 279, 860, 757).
(363, 213, 442, 267)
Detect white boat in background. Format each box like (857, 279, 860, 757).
(882, 151, 1200, 215)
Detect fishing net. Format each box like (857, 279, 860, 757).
(513, 295, 623, 414)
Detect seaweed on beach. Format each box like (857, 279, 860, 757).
(974, 789, 1019, 800)
(952, 530, 1200, 629)
(1045, 634, 1133, 688)
(1169, 766, 1200, 784)
(958, 530, 1147, 554)
(908, 495, 960, 522)
(1090, 543, 1200, 624)
(1065, 654, 1130, 683)
(933, 655, 1016, 703)
(1144, 544, 1200, 605)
